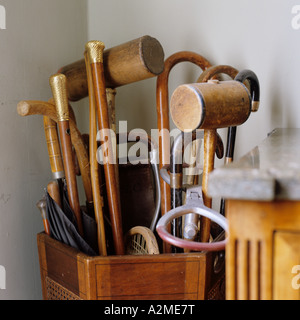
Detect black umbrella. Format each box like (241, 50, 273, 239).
(45, 185, 98, 256)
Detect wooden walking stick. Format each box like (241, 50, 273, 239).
(49, 74, 84, 237)
(197, 65, 239, 218)
(85, 40, 125, 255)
(156, 51, 212, 252)
(84, 50, 107, 256)
(17, 100, 93, 213)
(47, 180, 62, 208)
(170, 78, 254, 243)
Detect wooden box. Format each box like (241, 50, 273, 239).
(37, 232, 225, 300)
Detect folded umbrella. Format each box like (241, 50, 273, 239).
(45, 185, 97, 256)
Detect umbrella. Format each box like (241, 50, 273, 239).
(45, 184, 98, 256)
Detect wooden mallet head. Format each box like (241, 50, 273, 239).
(170, 70, 260, 132)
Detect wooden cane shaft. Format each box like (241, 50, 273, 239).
(106, 88, 121, 204)
(59, 36, 164, 101)
(200, 129, 217, 243)
(90, 61, 125, 255)
(106, 88, 117, 135)
(43, 116, 64, 179)
(47, 180, 62, 208)
(85, 51, 107, 256)
(58, 120, 84, 236)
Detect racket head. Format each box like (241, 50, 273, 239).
(125, 226, 159, 255)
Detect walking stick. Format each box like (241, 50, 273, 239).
(49, 74, 84, 237)
(156, 51, 212, 252)
(197, 65, 239, 236)
(85, 41, 125, 255)
(198, 66, 260, 218)
(17, 100, 93, 212)
(47, 180, 62, 208)
(170, 77, 254, 243)
(84, 50, 107, 256)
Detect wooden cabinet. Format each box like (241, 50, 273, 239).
(208, 128, 300, 300)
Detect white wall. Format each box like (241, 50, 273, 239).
(87, 0, 300, 159)
(0, 0, 87, 299)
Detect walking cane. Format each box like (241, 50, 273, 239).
(47, 180, 62, 209)
(17, 100, 93, 213)
(156, 51, 212, 252)
(84, 50, 107, 256)
(198, 67, 260, 218)
(197, 65, 239, 222)
(85, 41, 125, 255)
(49, 74, 84, 237)
(170, 76, 255, 243)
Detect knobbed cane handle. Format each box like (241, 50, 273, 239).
(85, 40, 105, 64)
(36, 198, 50, 236)
(50, 73, 69, 122)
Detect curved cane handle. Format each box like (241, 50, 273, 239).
(197, 64, 239, 83)
(234, 69, 260, 112)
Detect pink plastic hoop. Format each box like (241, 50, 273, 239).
(156, 205, 228, 251)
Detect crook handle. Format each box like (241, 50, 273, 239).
(235, 69, 260, 112)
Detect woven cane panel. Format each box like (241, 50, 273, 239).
(207, 274, 225, 300)
(45, 276, 81, 300)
